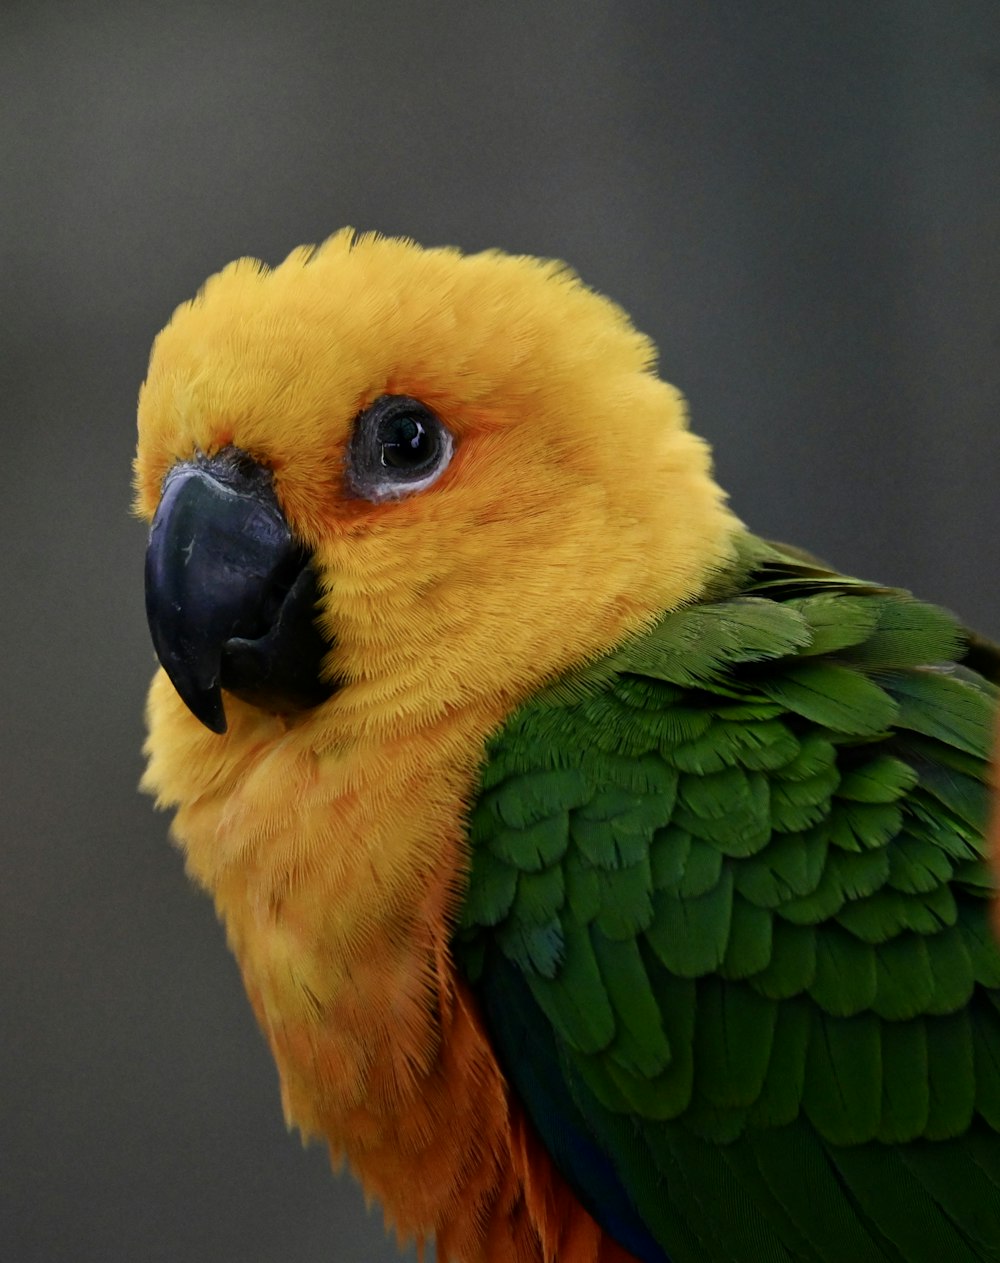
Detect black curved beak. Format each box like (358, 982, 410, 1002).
(144, 449, 334, 733)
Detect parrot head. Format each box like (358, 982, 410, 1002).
(136, 231, 735, 743)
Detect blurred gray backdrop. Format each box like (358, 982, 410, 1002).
(3, 3, 999, 1261)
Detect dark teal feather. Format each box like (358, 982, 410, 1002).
(877, 1016, 929, 1142)
(749, 921, 818, 1000)
(808, 924, 877, 1016)
(925, 1009, 976, 1139)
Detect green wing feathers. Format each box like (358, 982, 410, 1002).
(456, 537, 1000, 1262)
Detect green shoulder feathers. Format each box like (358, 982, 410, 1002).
(455, 535, 1000, 1263)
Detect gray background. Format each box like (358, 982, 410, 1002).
(3, 3, 999, 1261)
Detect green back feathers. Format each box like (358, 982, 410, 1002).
(455, 535, 1000, 1263)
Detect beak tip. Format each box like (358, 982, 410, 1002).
(183, 680, 229, 734)
(154, 655, 228, 733)
(200, 704, 229, 736)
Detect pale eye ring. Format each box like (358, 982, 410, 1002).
(345, 395, 454, 502)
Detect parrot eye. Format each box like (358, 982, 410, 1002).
(346, 395, 454, 502)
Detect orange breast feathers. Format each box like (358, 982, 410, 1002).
(143, 676, 638, 1263)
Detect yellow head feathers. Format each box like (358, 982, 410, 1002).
(136, 230, 736, 741)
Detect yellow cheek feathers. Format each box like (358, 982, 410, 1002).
(137, 231, 738, 1260)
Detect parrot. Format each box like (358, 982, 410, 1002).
(136, 230, 1000, 1263)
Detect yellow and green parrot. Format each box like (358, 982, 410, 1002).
(137, 231, 1000, 1263)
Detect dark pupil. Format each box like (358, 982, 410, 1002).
(380, 415, 431, 469)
